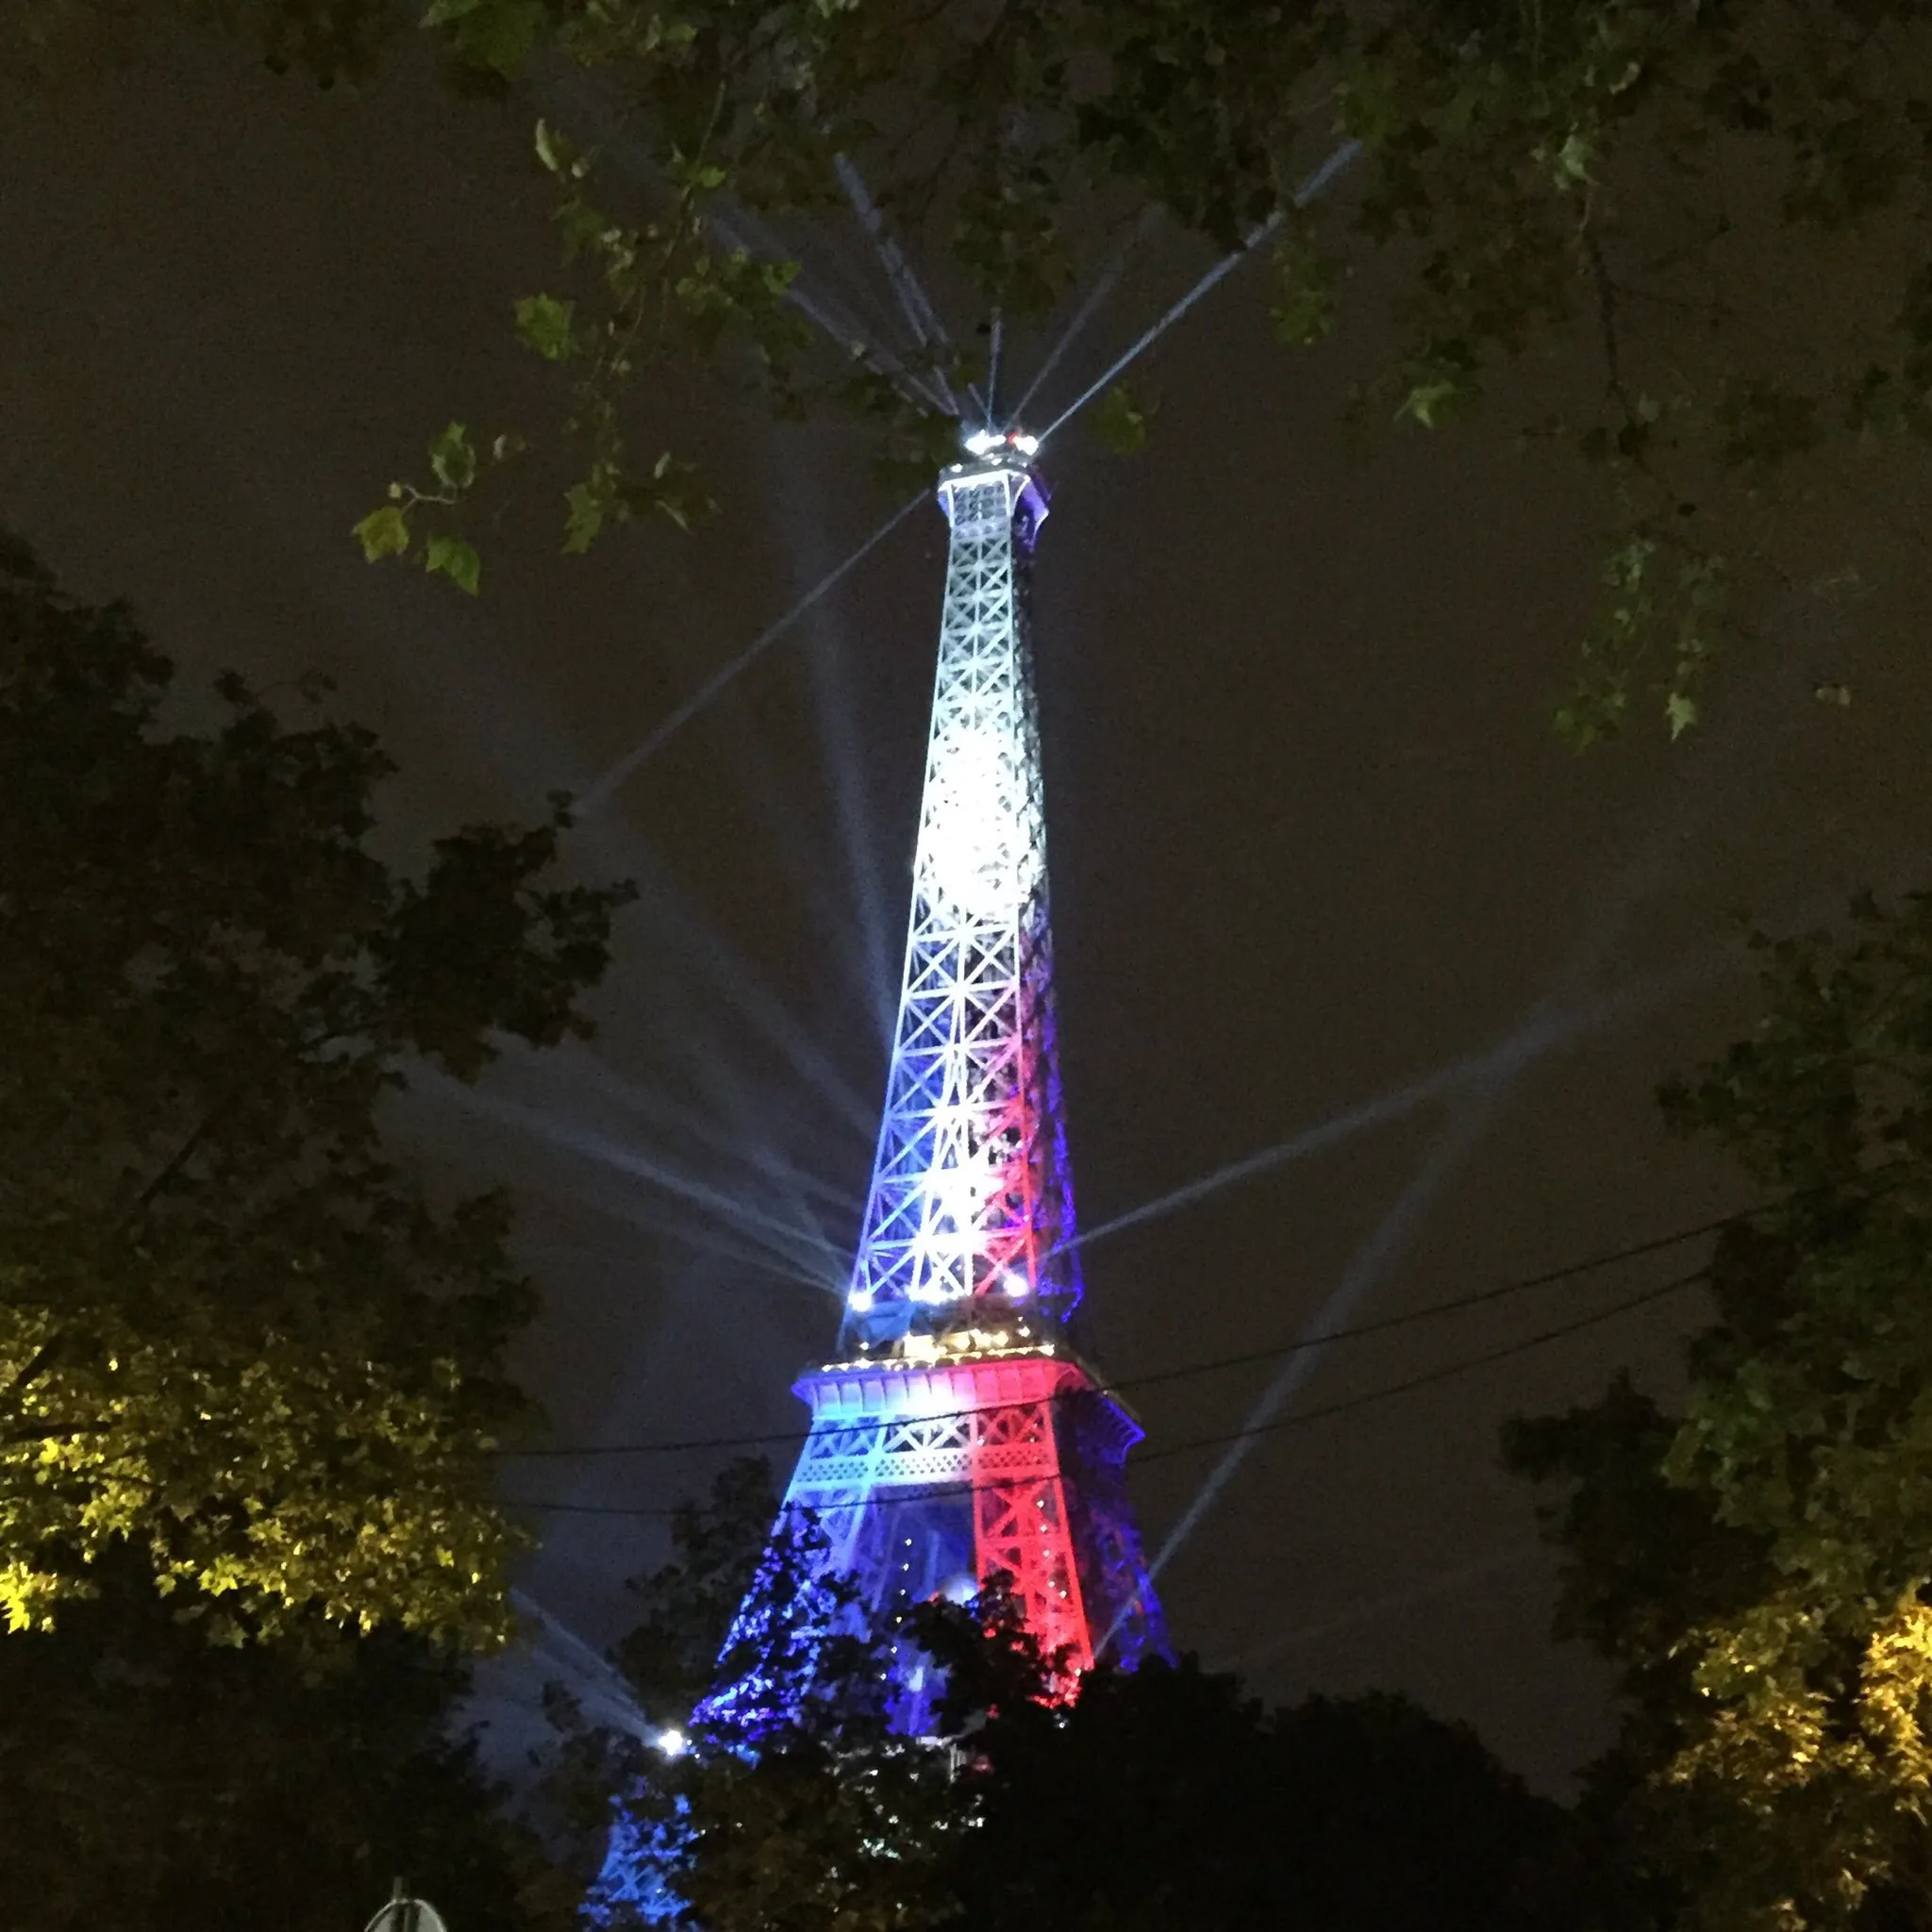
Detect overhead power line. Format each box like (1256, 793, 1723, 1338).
(501, 1268, 1703, 1518)
(1132, 1270, 1701, 1469)
(497, 1197, 1742, 1462)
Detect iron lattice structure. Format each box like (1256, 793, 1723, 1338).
(843, 451, 1077, 1347)
(705, 438, 1166, 1747)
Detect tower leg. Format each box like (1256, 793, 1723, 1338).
(973, 1471, 1091, 1678)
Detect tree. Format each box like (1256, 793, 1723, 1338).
(593, 1521, 1584, 1932)
(614, 1453, 780, 1726)
(1509, 892, 1932, 1931)
(19, 0, 1920, 735)
(0, 528, 632, 1643)
(0, 1549, 584, 1932)
(205, 0, 1914, 749)
(946, 1654, 1581, 1932)
(591, 1504, 964, 1931)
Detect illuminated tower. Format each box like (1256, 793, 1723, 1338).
(723, 430, 1166, 1729)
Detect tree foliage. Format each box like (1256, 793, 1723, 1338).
(0, 530, 631, 1644)
(262, 0, 1931, 743)
(1510, 893, 1932, 1931)
(18, 0, 1921, 733)
(593, 1499, 1580, 1932)
(613, 1452, 779, 1725)
(592, 1506, 965, 1931)
(0, 1551, 582, 1932)
(952, 1660, 1581, 1932)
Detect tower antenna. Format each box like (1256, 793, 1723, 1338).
(985, 308, 1004, 432)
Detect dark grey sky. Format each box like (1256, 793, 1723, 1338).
(6, 22, 1930, 1788)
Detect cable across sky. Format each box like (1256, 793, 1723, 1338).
(502, 1267, 1705, 1517)
(496, 1191, 1746, 1462)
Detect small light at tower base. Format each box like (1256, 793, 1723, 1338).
(653, 1726, 687, 1758)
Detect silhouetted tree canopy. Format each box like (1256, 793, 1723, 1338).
(0, 529, 631, 1643)
(1511, 894, 1932, 1931)
(0, 1552, 582, 1932)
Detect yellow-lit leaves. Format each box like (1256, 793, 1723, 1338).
(3, 1303, 523, 1646)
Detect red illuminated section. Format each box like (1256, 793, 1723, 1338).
(962, 1353, 1095, 1674)
(786, 1343, 1162, 1691)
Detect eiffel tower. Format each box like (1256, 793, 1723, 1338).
(715, 428, 1166, 1733)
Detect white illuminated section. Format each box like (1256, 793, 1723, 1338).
(841, 437, 1081, 1342)
(923, 727, 1037, 922)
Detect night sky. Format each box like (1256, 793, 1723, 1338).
(7, 23, 1932, 1790)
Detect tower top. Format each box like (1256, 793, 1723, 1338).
(959, 426, 1039, 460)
(935, 430, 1051, 558)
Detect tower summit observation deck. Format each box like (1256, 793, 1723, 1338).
(725, 428, 1165, 1724)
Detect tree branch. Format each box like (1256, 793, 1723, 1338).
(1, 1419, 112, 1445)
(1583, 231, 1637, 425)
(0, 1335, 62, 1418)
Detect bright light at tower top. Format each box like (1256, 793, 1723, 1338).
(962, 426, 1040, 459)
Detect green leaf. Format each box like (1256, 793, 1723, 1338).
(1272, 231, 1341, 348)
(513, 294, 576, 361)
(423, 0, 541, 74)
(1666, 691, 1700, 738)
(533, 118, 574, 176)
(427, 423, 477, 493)
(1094, 381, 1157, 457)
(1551, 129, 1597, 189)
(353, 506, 410, 562)
(562, 481, 607, 555)
(425, 535, 481, 594)
(1398, 379, 1464, 430)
